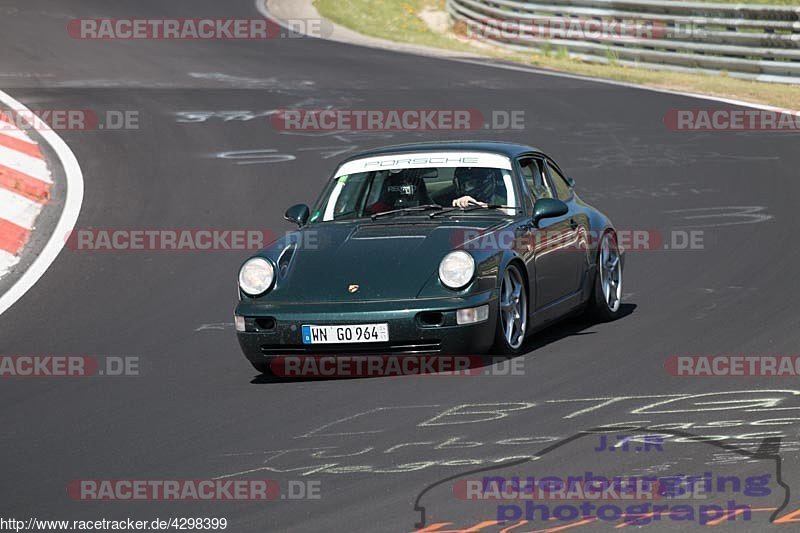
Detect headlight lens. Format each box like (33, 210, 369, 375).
(239, 258, 275, 296)
(439, 250, 475, 290)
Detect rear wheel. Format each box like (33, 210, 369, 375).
(492, 264, 528, 354)
(587, 232, 623, 321)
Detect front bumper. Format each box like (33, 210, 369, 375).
(235, 291, 498, 366)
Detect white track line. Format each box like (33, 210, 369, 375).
(0, 90, 84, 317)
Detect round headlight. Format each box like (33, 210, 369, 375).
(239, 258, 275, 296)
(439, 250, 475, 290)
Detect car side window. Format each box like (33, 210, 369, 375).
(519, 157, 553, 201)
(546, 160, 572, 201)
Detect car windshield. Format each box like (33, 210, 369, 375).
(310, 157, 517, 223)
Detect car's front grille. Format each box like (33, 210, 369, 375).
(259, 340, 442, 356)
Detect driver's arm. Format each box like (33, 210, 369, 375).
(452, 196, 487, 208)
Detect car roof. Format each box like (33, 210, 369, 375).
(340, 141, 544, 164)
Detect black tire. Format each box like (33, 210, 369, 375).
(491, 263, 528, 355)
(586, 232, 624, 322)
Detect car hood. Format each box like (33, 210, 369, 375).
(265, 219, 509, 302)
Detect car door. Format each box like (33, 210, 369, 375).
(517, 156, 579, 310)
(542, 158, 586, 300)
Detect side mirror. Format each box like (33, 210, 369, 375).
(284, 204, 310, 227)
(566, 176, 576, 188)
(532, 198, 568, 226)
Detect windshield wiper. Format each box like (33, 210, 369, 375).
(429, 204, 519, 218)
(370, 204, 443, 220)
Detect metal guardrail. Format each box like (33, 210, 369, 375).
(447, 0, 800, 83)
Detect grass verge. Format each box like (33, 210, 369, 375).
(314, 0, 800, 110)
(692, 0, 797, 4)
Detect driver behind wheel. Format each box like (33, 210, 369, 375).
(452, 167, 506, 208)
(366, 169, 432, 214)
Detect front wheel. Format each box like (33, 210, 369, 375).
(586, 231, 623, 322)
(492, 263, 528, 355)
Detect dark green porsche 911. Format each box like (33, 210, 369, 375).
(234, 141, 624, 374)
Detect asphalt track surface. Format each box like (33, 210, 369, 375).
(2, 1, 800, 531)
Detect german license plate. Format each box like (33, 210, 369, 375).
(302, 324, 389, 344)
